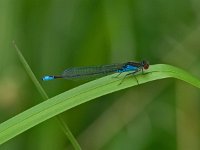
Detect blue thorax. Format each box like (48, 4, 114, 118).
(116, 65, 138, 73)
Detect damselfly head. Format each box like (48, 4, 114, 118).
(142, 60, 149, 69)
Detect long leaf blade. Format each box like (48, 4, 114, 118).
(0, 64, 200, 144)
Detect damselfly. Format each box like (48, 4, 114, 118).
(42, 60, 149, 84)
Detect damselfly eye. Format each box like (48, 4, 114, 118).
(142, 60, 149, 69)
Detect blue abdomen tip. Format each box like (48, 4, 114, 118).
(42, 76, 55, 81)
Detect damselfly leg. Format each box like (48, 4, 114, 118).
(118, 70, 140, 85)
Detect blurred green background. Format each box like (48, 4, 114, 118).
(1, 0, 200, 149)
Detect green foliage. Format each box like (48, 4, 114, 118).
(0, 0, 200, 149)
(0, 62, 200, 145)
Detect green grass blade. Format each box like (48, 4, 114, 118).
(12, 41, 81, 150)
(0, 64, 200, 145)
(13, 41, 48, 100)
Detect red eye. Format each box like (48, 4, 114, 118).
(144, 64, 149, 69)
(142, 60, 149, 69)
